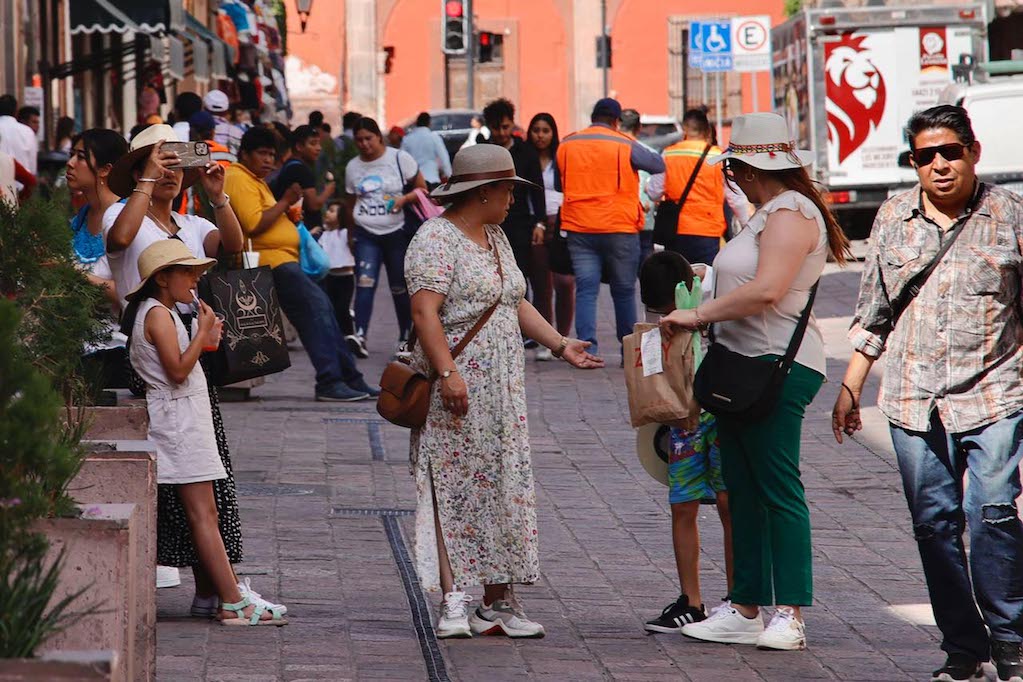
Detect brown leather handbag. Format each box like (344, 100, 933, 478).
(376, 241, 504, 429)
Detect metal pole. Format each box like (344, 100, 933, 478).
(466, 0, 475, 109)
(701, 70, 707, 105)
(751, 73, 758, 112)
(601, 0, 608, 97)
(715, 71, 722, 141)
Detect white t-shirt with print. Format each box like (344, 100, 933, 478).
(103, 202, 217, 310)
(344, 147, 418, 236)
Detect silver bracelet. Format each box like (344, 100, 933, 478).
(131, 188, 152, 197)
(136, 177, 159, 183)
(211, 192, 231, 210)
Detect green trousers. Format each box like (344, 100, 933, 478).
(716, 357, 824, 606)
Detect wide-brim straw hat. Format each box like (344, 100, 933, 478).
(109, 124, 202, 198)
(709, 112, 814, 171)
(635, 422, 672, 487)
(430, 143, 539, 199)
(123, 239, 216, 302)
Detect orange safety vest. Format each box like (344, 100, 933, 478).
(662, 140, 726, 239)
(556, 125, 643, 234)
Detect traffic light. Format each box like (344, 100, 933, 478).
(383, 46, 395, 74)
(442, 0, 468, 55)
(478, 31, 495, 63)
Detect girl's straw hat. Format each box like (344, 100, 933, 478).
(123, 239, 216, 302)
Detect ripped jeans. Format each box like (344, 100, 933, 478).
(890, 410, 1023, 660)
(352, 226, 412, 342)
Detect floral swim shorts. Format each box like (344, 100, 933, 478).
(668, 412, 725, 504)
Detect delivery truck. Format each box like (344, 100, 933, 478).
(771, 5, 989, 238)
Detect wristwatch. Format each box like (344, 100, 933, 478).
(440, 369, 458, 380)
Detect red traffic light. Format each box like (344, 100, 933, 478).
(480, 32, 491, 46)
(445, 1, 463, 18)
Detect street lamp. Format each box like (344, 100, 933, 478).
(296, 0, 313, 32)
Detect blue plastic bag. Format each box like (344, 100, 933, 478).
(297, 222, 330, 281)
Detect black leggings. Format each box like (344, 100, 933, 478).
(320, 272, 355, 337)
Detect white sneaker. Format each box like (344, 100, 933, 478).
(681, 600, 763, 645)
(468, 592, 545, 638)
(238, 577, 288, 616)
(436, 591, 472, 639)
(757, 607, 806, 651)
(156, 565, 180, 588)
(535, 347, 553, 362)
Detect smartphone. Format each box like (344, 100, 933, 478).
(163, 141, 211, 169)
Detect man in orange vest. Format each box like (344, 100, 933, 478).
(647, 109, 748, 264)
(557, 98, 665, 357)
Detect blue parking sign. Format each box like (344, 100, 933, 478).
(703, 21, 731, 54)
(688, 21, 704, 68)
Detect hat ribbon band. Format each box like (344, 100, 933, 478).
(727, 141, 795, 155)
(444, 168, 516, 189)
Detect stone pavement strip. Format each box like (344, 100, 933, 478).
(157, 260, 952, 682)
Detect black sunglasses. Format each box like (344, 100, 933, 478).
(912, 143, 970, 167)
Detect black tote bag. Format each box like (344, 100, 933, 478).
(198, 265, 291, 386)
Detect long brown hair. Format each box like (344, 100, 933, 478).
(731, 161, 851, 265)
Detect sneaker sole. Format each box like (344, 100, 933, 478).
(190, 607, 218, 618)
(644, 623, 683, 634)
(756, 638, 806, 651)
(435, 627, 472, 639)
(933, 674, 984, 682)
(681, 629, 761, 645)
(469, 612, 545, 639)
(315, 392, 369, 403)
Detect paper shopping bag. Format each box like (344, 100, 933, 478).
(622, 323, 699, 430)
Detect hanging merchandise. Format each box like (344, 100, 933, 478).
(216, 10, 240, 64)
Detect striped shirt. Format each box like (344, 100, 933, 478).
(849, 183, 1023, 433)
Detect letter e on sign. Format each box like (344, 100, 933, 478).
(732, 15, 771, 72)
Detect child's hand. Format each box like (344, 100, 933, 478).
(197, 300, 217, 334)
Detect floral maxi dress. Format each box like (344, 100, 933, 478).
(405, 217, 538, 592)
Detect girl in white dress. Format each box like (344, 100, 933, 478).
(125, 239, 286, 626)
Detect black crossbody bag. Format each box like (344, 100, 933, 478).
(652, 143, 711, 246)
(694, 282, 818, 421)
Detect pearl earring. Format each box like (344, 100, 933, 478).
(480, 194, 488, 204)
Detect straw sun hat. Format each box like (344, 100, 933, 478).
(430, 144, 539, 199)
(108, 124, 202, 198)
(123, 239, 216, 302)
(709, 112, 814, 171)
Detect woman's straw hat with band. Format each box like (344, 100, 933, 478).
(708, 112, 814, 172)
(109, 124, 202, 198)
(430, 144, 539, 199)
(123, 239, 217, 302)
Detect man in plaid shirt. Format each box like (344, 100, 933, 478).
(832, 105, 1023, 682)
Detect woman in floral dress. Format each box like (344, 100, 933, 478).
(405, 144, 603, 640)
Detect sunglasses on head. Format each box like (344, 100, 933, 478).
(912, 143, 970, 167)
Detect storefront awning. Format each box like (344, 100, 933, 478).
(183, 13, 231, 80)
(70, 0, 184, 36)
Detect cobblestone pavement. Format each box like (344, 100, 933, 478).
(157, 257, 960, 681)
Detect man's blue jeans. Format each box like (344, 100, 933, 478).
(567, 231, 639, 355)
(272, 261, 363, 392)
(890, 410, 1023, 660)
(353, 227, 412, 341)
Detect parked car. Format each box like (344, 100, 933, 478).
(400, 108, 481, 160)
(636, 115, 683, 152)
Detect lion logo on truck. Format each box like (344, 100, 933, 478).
(824, 33, 887, 163)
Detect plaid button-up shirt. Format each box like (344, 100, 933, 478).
(849, 183, 1023, 433)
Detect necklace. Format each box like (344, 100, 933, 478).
(147, 210, 177, 237)
(452, 213, 490, 251)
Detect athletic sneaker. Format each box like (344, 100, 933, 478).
(436, 591, 473, 639)
(680, 600, 763, 645)
(346, 377, 381, 398)
(644, 594, 706, 634)
(469, 595, 545, 638)
(346, 334, 369, 359)
(756, 606, 806, 651)
(993, 640, 1023, 682)
(535, 347, 553, 362)
(315, 382, 369, 402)
(931, 654, 984, 682)
(156, 565, 180, 588)
(238, 577, 288, 616)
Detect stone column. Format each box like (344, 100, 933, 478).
(345, 0, 380, 119)
(571, 0, 604, 129)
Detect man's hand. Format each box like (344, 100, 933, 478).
(832, 385, 862, 444)
(283, 182, 303, 206)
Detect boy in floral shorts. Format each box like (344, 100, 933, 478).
(638, 251, 732, 634)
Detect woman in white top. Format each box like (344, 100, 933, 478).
(526, 113, 575, 360)
(660, 113, 851, 652)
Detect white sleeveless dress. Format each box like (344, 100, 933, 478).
(129, 298, 226, 485)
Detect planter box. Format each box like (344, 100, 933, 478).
(0, 650, 118, 681)
(35, 504, 137, 682)
(65, 404, 149, 442)
(70, 452, 156, 682)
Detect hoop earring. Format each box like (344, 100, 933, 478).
(480, 194, 488, 204)
(743, 169, 756, 183)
